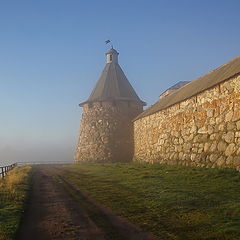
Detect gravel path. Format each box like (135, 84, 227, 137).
(17, 166, 105, 240)
(16, 165, 154, 240)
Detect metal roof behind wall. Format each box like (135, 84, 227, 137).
(159, 81, 190, 98)
(80, 62, 145, 105)
(164, 81, 190, 91)
(135, 56, 240, 120)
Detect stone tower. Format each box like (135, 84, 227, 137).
(75, 48, 145, 163)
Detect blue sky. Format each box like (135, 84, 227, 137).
(1, 0, 240, 165)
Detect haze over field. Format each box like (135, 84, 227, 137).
(1, 0, 240, 165)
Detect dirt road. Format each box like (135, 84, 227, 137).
(16, 165, 154, 240)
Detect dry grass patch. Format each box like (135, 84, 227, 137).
(0, 166, 31, 240)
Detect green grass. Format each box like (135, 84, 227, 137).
(59, 163, 240, 240)
(0, 166, 32, 240)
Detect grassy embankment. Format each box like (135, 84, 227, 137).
(59, 163, 240, 240)
(0, 166, 31, 240)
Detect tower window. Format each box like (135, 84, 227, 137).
(110, 55, 112, 61)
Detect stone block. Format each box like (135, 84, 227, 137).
(226, 156, 234, 166)
(198, 126, 208, 134)
(233, 156, 240, 166)
(209, 154, 218, 163)
(210, 133, 221, 141)
(183, 143, 192, 152)
(179, 152, 184, 159)
(206, 127, 212, 135)
(217, 141, 228, 152)
(232, 109, 240, 122)
(198, 147, 204, 153)
(179, 137, 184, 144)
(216, 156, 226, 167)
(235, 131, 240, 138)
(236, 120, 240, 130)
(222, 132, 235, 143)
(225, 111, 233, 122)
(209, 118, 216, 125)
(216, 116, 224, 124)
(190, 126, 198, 134)
(191, 153, 197, 161)
(207, 109, 214, 117)
(227, 122, 236, 131)
(209, 141, 217, 152)
(236, 147, 240, 155)
(194, 134, 208, 143)
(204, 142, 211, 152)
(218, 124, 226, 131)
(225, 143, 236, 156)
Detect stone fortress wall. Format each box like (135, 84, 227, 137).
(75, 101, 143, 162)
(133, 74, 240, 171)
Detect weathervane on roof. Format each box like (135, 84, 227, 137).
(105, 39, 113, 49)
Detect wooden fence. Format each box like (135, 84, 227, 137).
(0, 163, 17, 179)
(0, 161, 73, 179)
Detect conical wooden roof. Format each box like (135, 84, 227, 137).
(80, 49, 145, 106)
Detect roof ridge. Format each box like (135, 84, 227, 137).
(135, 56, 240, 120)
(192, 56, 240, 80)
(102, 63, 111, 98)
(112, 63, 121, 97)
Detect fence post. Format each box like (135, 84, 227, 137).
(0, 163, 17, 179)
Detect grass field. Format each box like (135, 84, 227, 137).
(59, 163, 240, 240)
(0, 166, 31, 240)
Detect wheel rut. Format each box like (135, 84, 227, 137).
(16, 165, 155, 240)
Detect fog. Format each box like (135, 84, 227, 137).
(0, 141, 75, 167)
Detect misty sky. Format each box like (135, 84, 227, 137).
(1, 0, 240, 166)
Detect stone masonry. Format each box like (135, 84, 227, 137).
(133, 74, 240, 171)
(75, 101, 142, 162)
